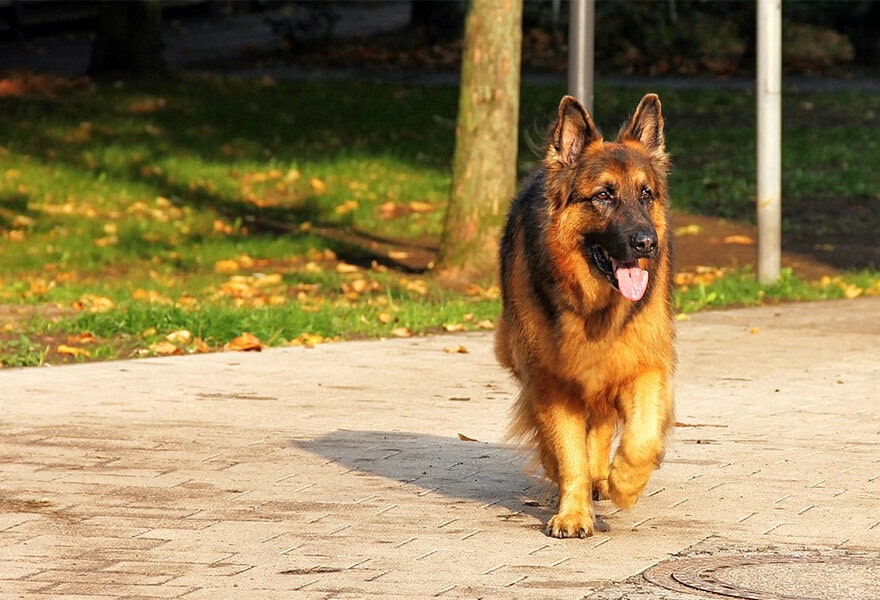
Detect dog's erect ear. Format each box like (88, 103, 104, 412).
(548, 95, 602, 166)
(619, 93, 665, 156)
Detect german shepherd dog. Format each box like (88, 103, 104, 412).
(496, 94, 675, 538)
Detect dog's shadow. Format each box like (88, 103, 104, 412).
(291, 430, 551, 522)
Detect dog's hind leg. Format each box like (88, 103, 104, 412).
(608, 370, 673, 508)
(586, 412, 616, 501)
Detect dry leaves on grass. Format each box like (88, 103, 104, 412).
(820, 275, 866, 299)
(166, 329, 192, 344)
(72, 294, 115, 313)
(673, 266, 730, 289)
(149, 340, 184, 356)
(132, 288, 173, 304)
(56, 344, 90, 358)
(289, 332, 325, 348)
(224, 332, 264, 352)
(376, 200, 436, 220)
(0, 71, 91, 101)
(213, 273, 288, 308)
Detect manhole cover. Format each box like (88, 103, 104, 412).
(643, 554, 880, 600)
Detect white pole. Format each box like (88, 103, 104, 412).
(756, 0, 782, 284)
(568, 0, 594, 114)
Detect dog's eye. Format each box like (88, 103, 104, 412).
(593, 190, 612, 204)
(640, 187, 654, 203)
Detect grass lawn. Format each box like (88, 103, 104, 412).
(0, 73, 878, 366)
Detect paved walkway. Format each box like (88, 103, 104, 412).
(1, 296, 878, 599)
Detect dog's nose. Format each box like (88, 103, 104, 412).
(630, 231, 658, 257)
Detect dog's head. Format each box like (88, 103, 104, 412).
(543, 94, 670, 302)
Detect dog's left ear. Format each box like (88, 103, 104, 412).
(619, 94, 665, 157)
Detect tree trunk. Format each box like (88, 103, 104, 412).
(434, 0, 523, 286)
(88, 0, 168, 77)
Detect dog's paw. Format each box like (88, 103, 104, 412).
(608, 465, 648, 508)
(546, 511, 594, 539)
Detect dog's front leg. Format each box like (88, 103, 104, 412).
(533, 384, 594, 538)
(608, 370, 673, 508)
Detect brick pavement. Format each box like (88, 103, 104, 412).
(1, 297, 878, 599)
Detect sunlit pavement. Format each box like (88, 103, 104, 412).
(2, 296, 878, 598)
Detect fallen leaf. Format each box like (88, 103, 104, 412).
(444, 345, 469, 354)
(129, 97, 166, 114)
(166, 329, 192, 344)
(390, 327, 412, 338)
(408, 201, 435, 213)
(377, 312, 395, 324)
(57, 345, 90, 358)
(336, 262, 360, 274)
(334, 199, 359, 215)
(253, 273, 283, 288)
(349, 278, 370, 293)
(309, 177, 327, 195)
(132, 288, 173, 304)
(377, 201, 402, 220)
(476, 319, 495, 330)
(213, 219, 234, 235)
(93, 235, 118, 248)
(214, 259, 240, 274)
(150, 341, 183, 356)
(73, 295, 115, 313)
(403, 279, 428, 296)
(224, 332, 264, 352)
(67, 332, 97, 344)
(841, 284, 863, 299)
(457, 433, 479, 442)
(443, 323, 465, 332)
(290, 333, 324, 348)
(723, 235, 754, 245)
(674, 224, 702, 237)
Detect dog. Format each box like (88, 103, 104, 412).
(495, 94, 675, 538)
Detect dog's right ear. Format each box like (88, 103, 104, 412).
(548, 95, 602, 167)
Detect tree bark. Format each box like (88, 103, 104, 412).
(88, 0, 168, 78)
(434, 0, 523, 286)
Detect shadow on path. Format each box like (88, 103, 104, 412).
(291, 429, 551, 523)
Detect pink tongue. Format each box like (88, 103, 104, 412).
(615, 265, 649, 301)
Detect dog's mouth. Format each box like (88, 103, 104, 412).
(590, 245, 650, 302)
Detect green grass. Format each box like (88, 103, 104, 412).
(0, 75, 878, 366)
(674, 267, 878, 314)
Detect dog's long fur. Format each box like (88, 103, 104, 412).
(496, 94, 675, 538)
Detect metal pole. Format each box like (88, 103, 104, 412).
(756, 0, 782, 284)
(567, 0, 594, 114)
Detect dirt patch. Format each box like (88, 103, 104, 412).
(323, 210, 855, 281)
(672, 211, 841, 281)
